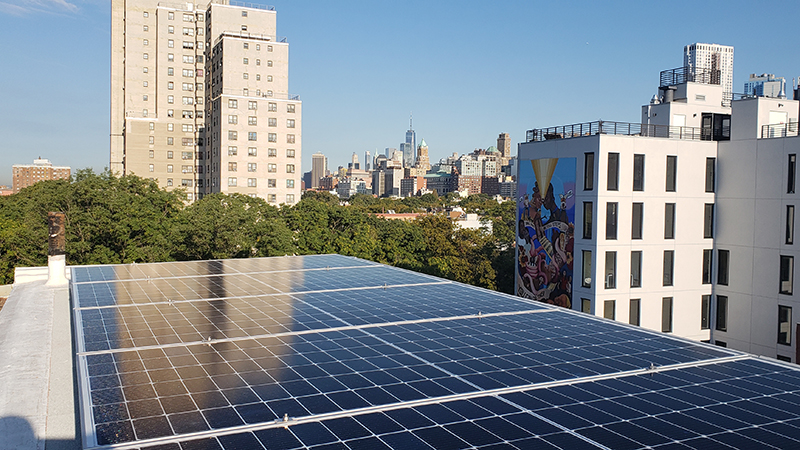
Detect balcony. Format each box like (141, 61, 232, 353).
(762, 122, 800, 139)
(526, 121, 707, 142)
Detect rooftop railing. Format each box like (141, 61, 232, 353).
(226, 0, 275, 10)
(761, 122, 800, 139)
(526, 120, 706, 142)
(216, 87, 299, 100)
(660, 66, 721, 87)
(214, 31, 287, 46)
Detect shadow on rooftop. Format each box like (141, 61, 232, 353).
(0, 416, 80, 450)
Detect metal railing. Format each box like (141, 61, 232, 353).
(660, 66, 720, 87)
(762, 122, 800, 139)
(216, 87, 299, 100)
(226, 0, 275, 10)
(526, 120, 706, 142)
(214, 31, 287, 46)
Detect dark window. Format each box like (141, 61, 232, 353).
(584, 153, 594, 191)
(581, 298, 591, 313)
(715, 340, 727, 347)
(780, 255, 794, 295)
(702, 249, 713, 284)
(631, 251, 642, 288)
(606, 202, 618, 240)
(629, 299, 641, 326)
(632, 203, 643, 239)
(581, 250, 592, 288)
(662, 297, 673, 332)
(582, 202, 593, 239)
(605, 251, 616, 289)
(789, 154, 796, 194)
(704, 204, 714, 238)
(604, 300, 615, 320)
(777, 355, 792, 362)
(701, 295, 711, 330)
(607, 153, 619, 191)
(787, 205, 795, 245)
(778, 305, 792, 345)
(718, 250, 729, 285)
(705, 157, 716, 193)
(716, 295, 728, 332)
(633, 154, 645, 191)
(666, 155, 677, 192)
(663, 250, 674, 286)
(665, 203, 676, 239)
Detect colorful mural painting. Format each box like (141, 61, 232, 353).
(516, 157, 576, 308)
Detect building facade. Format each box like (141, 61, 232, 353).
(310, 152, 326, 189)
(111, 0, 301, 204)
(684, 42, 734, 103)
(744, 73, 786, 98)
(12, 159, 71, 193)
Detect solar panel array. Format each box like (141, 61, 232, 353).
(70, 255, 800, 450)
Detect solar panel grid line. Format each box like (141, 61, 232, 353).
(76, 308, 555, 357)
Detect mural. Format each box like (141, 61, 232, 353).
(516, 158, 576, 308)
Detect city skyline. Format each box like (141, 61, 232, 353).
(2, 0, 800, 186)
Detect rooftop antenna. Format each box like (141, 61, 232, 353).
(410, 112, 413, 130)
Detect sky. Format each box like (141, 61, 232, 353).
(1, 0, 799, 186)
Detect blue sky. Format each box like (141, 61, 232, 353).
(1, 0, 798, 186)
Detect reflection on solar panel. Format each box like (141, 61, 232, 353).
(70, 254, 800, 449)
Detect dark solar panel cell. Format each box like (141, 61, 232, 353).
(604, 421, 671, 447)
(133, 415, 172, 440)
(169, 411, 209, 434)
(217, 432, 264, 450)
(540, 432, 603, 449)
(288, 422, 338, 447)
(95, 420, 135, 445)
(202, 406, 244, 429)
(180, 437, 223, 450)
(253, 427, 304, 450)
(577, 426, 643, 450)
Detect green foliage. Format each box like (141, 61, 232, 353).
(0, 176, 515, 295)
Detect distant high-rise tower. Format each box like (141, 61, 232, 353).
(311, 152, 327, 188)
(497, 133, 511, 159)
(684, 43, 734, 103)
(111, 0, 302, 204)
(349, 152, 360, 170)
(415, 138, 430, 171)
(744, 73, 786, 98)
(365, 151, 371, 171)
(403, 114, 416, 168)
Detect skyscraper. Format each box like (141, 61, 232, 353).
(311, 152, 326, 188)
(403, 114, 416, 168)
(684, 43, 734, 103)
(497, 132, 511, 160)
(364, 150, 371, 171)
(111, 0, 302, 204)
(415, 138, 430, 171)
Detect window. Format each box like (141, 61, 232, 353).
(268, 133, 277, 142)
(607, 153, 619, 191)
(168, 67, 174, 76)
(267, 46, 273, 52)
(286, 194, 295, 204)
(143, 53, 149, 60)
(181, 165, 192, 173)
(183, 13, 193, 21)
(286, 164, 295, 173)
(287, 119, 295, 128)
(268, 163, 277, 173)
(228, 146, 238, 156)
(582, 250, 592, 288)
(167, 178, 173, 186)
(143, 39, 149, 46)
(605, 202, 617, 240)
(268, 179, 276, 188)
(633, 154, 645, 191)
(181, 151, 192, 160)
(167, 110, 174, 118)
(780, 255, 794, 294)
(243, 42, 249, 49)
(286, 149, 295, 158)
(582, 202, 593, 239)
(268, 103, 278, 112)
(182, 97, 193, 105)
(716, 296, 728, 332)
(268, 118, 277, 127)
(718, 250, 730, 285)
(148, 136, 154, 144)
(248, 101, 257, 110)
(182, 69, 193, 77)
(167, 164, 173, 173)
(168, 53, 174, 61)
(168, 81, 174, 90)
(666, 155, 677, 192)
(705, 157, 716, 193)
(779, 305, 792, 345)
(704, 204, 714, 238)
(778, 355, 792, 362)
(631, 203, 643, 239)
(662, 297, 673, 332)
(701, 295, 711, 330)
(228, 177, 237, 186)
(182, 124, 193, 132)
(182, 83, 194, 91)
(168, 25, 174, 33)
(228, 131, 238, 140)
(228, 99, 238, 109)
(581, 299, 591, 314)
(267, 194, 276, 203)
(143, 25, 149, 32)
(267, 60, 273, 66)
(168, 39, 174, 48)
(148, 164, 154, 172)
(242, 10, 248, 17)
(256, 74, 261, 81)
(143, 67, 149, 73)
(265, 148, 276, 157)
(256, 44, 260, 50)
(248, 132, 257, 141)
(702, 249, 713, 284)
(247, 178, 257, 187)
(603, 300, 615, 320)
(243, 73, 249, 80)
(630, 299, 641, 326)
(248, 116, 257, 125)
(143, 11, 148, 17)
(143, 94, 149, 101)
(287, 134, 295, 144)
(788, 205, 795, 244)
(287, 179, 295, 188)
(167, 151, 173, 159)
(665, 203, 676, 239)
(228, 163, 238, 172)
(663, 250, 674, 286)
(167, 95, 174, 104)
(247, 163, 257, 172)
(228, 115, 238, 124)
(605, 251, 616, 289)
(149, 122, 154, 131)
(631, 251, 642, 288)
(182, 55, 194, 64)
(790, 154, 797, 194)
(287, 104, 296, 113)
(267, 75, 273, 82)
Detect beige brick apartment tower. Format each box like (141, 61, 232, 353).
(111, 0, 301, 204)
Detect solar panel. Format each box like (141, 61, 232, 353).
(69, 256, 800, 449)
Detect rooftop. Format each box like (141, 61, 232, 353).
(4, 255, 800, 449)
(525, 120, 710, 143)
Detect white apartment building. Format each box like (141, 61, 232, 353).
(517, 53, 800, 363)
(684, 42, 734, 103)
(110, 0, 301, 204)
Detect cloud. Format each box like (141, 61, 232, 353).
(0, 0, 79, 15)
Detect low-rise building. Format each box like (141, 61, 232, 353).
(12, 158, 71, 193)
